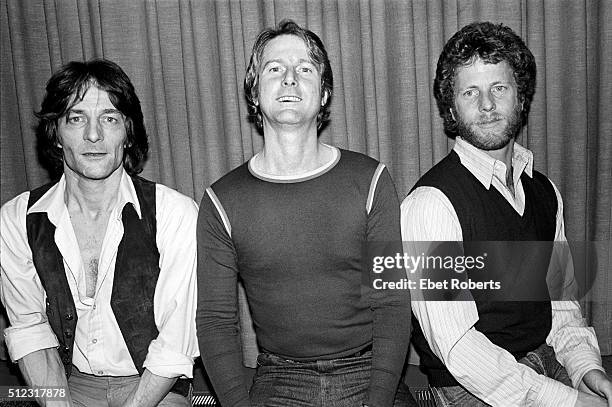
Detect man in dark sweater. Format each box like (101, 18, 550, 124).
(196, 20, 414, 407)
(401, 22, 611, 406)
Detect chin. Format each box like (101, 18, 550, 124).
(457, 121, 517, 151)
(273, 112, 303, 124)
(457, 106, 523, 151)
(68, 164, 123, 181)
(471, 131, 513, 151)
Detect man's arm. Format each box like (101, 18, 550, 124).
(365, 166, 412, 407)
(1, 194, 70, 406)
(401, 186, 606, 407)
(196, 188, 250, 407)
(122, 369, 177, 407)
(580, 370, 612, 406)
(545, 182, 611, 406)
(18, 348, 72, 407)
(137, 186, 200, 404)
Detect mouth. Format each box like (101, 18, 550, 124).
(82, 152, 107, 158)
(276, 95, 302, 103)
(476, 118, 503, 128)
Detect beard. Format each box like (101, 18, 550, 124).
(455, 103, 523, 151)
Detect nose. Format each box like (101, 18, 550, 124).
(84, 121, 103, 143)
(282, 69, 297, 87)
(479, 91, 495, 112)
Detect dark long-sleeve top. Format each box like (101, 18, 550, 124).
(196, 147, 411, 407)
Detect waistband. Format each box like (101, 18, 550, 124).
(261, 343, 373, 364)
(70, 365, 191, 397)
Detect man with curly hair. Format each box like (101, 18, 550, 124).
(401, 22, 611, 406)
(0, 59, 198, 406)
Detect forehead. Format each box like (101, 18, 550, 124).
(69, 86, 116, 111)
(261, 34, 311, 63)
(454, 58, 515, 88)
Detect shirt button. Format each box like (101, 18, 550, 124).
(92, 304, 96, 310)
(92, 339, 97, 344)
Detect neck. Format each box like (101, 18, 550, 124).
(258, 124, 329, 176)
(484, 139, 515, 172)
(64, 168, 123, 217)
(483, 139, 516, 196)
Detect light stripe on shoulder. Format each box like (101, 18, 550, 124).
(205, 187, 232, 237)
(366, 163, 386, 215)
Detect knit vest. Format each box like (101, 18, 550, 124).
(26, 176, 190, 396)
(410, 150, 557, 387)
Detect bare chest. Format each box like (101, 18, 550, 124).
(70, 212, 111, 297)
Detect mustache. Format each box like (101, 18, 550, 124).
(475, 114, 504, 124)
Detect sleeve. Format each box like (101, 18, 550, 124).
(400, 186, 578, 407)
(0, 193, 60, 361)
(364, 165, 412, 407)
(196, 188, 250, 407)
(545, 181, 604, 388)
(144, 186, 199, 378)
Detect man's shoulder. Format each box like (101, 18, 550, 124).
(338, 148, 381, 170)
(0, 190, 30, 222)
(530, 169, 553, 186)
(525, 170, 558, 208)
(1, 189, 30, 209)
(209, 161, 252, 194)
(130, 176, 194, 204)
(410, 152, 459, 191)
(130, 176, 198, 220)
(0, 186, 48, 240)
(1, 178, 61, 217)
(151, 182, 197, 213)
(4, 179, 62, 212)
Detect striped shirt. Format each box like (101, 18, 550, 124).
(401, 138, 604, 406)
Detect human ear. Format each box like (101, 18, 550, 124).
(321, 90, 329, 107)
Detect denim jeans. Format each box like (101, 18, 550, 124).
(250, 350, 417, 407)
(68, 367, 190, 407)
(431, 344, 571, 406)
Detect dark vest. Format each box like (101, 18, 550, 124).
(26, 176, 189, 396)
(410, 150, 557, 387)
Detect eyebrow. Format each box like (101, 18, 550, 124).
(457, 80, 509, 91)
(67, 108, 122, 115)
(262, 58, 316, 69)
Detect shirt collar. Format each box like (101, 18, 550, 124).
(453, 137, 534, 189)
(27, 171, 142, 223)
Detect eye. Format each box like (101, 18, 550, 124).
(463, 89, 478, 98)
(99, 113, 123, 127)
(66, 115, 86, 125)
(492, 85, 507, 95)
(267, 64, 283, 73)
(299, 66, 313, 73)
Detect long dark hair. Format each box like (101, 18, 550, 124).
(36, 59, 148, 177)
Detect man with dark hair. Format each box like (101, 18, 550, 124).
(0, 59, 198, 406)
(401, 22, 611, 406)
(197, 20, 414, 407)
